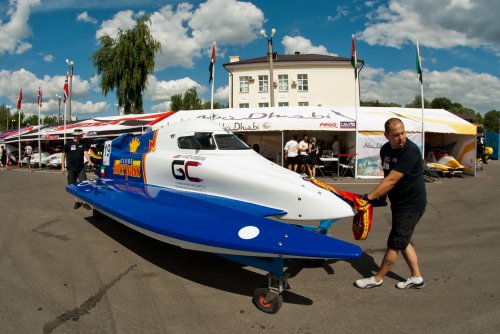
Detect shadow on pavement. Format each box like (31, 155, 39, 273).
(85, 214, 314, 307)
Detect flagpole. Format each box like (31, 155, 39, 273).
(209, 41, 216, 118)
(416, 40, 425, 159)
(354, 69, 359, 178)
(63, 101, 67, 145)
(420, 81, 425, 159)
(351, 35, 359, 178)
(18, 107, 21, 168)
(210, 65, 215, 111)
(38, 96, 41, 170)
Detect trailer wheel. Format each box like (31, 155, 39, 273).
(252, 288, 282, 314)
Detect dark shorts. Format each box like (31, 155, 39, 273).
(299, 154, 308, 165)
(387, 209, 425, 251)
(287, 156, 298, 166)
(308, 155, 318, 166)
(26, 155, 32, 164)
(67, 168, 87, 185)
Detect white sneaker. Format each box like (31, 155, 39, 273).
(396, 277, 425, 289)
(355, 276, 383, 289)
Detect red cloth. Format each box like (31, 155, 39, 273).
(310, 178, 373, 240)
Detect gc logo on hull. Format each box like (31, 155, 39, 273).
(172, 160, 203, 182)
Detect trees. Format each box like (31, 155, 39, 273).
(170, 88, 226, 111)
(0, 104, 12, 131)
(431, 97, 452, 110)
(483, 110, 500, 132)
(405, 95, 431, 108)
(361, 100, 401, 107)
(92, 16, 161, 114)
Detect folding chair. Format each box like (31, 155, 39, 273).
(339, 156, 355, 177)
(316, 164, 325, 177)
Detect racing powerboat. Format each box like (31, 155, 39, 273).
(67, 119, 362, 313)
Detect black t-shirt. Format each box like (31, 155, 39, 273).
(380, 139, 426, 212)
(63, 139, 88, 172)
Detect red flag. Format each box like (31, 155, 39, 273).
(209, 41, 216, 84)
(37, 85, 42, 107)
(17, 88, 22, 109)
(351, 35, 358, 78)
(63, 73, 69, 103)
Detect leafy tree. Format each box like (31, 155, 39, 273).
(361, 100, 401, 107)
(483, 110, 500, 132)
(201, 101, 228, 109)
(43, 115, 59, 125)
(0, 104, 12, 131)
(25, 114, 39, 126)
(431, 97, 452, 110)
(405, 95, 431, 108)
(170, 88, 226, 111)
(92, 16, 161, 114)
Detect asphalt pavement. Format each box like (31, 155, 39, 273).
(1, 163, 499, 333)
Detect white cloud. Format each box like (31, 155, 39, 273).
(72, 100, 107, 115)
(0, 0, 41, 55)
(0, 68, 103, 117)
(95, 0, 264, 70)
(96, 10, 136, 40)
(43, 54, 54, 62)
(214, 85, 229, 103)
(77, 11, 98, 24)
(327, 5, 349, 22)
(151, 101, 171, 113)
(281, 36, 337, 56)
(145, 75, 203, 101)
(361, 66, 500, 113)
(360, 0, 500, 51)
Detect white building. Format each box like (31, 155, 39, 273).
(223, 52, 363, 109)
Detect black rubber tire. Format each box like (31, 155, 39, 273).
(252, 288, 283, 314)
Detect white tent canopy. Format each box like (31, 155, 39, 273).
(156, 106, 476, 177)
(154, 106, 475, 135)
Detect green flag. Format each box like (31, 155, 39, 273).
(416, 41, 423, 83)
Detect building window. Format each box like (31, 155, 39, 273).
(239, 103, 249, 108)
(239, 76, 250, 93)
(258, 102, 269, 108)
(278, 74, 288, 92)
(298, 102, 309, 106)
(278, 102, 289, 107)
(298, 74, 308, 91)
(258, 75, 268, 92)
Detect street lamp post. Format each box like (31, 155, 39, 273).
(66, 59, 74, 121)
(5, 105, 12, 130)
(260, 28, 276, 107)
(55, 94, 62, 123)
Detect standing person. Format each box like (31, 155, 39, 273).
(24, 143, 33, 172)
(298, 134, 309, 175)
(61, 129, 93, 210)
(0, 145, 5, 171)
(307, 137, 319, 178)
(355, 118, 427, 289)
(283, 135, 299, 172)
(331, 136, 340, 157)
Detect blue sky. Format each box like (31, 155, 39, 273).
(1, 0, 499, 120)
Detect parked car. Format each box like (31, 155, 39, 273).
(23, 152, 51, 167)
(47, 152, 63, 168)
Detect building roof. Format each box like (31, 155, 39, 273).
(224, 53, 363, 67)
